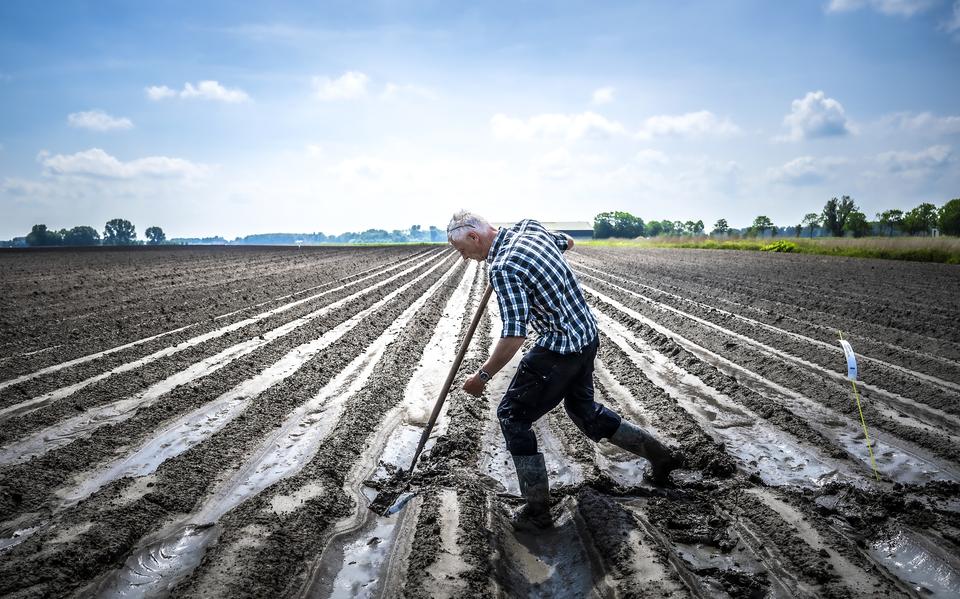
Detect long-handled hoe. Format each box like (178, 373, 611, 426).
(368, 284, 493, 516)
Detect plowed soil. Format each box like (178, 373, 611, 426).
(0, 245, 957, 599)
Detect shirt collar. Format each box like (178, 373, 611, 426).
(486, 227, 506, 263)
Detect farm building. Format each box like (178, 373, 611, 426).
(492, 221, 593, 239)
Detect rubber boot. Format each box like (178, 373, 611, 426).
(609, 420, 683, 486)
(511, 453, 553, 531)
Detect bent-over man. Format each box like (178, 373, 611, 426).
(447, 211, 683, 530)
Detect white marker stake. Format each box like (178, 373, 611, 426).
(838, 333, 879, 481)
(839, 339, 858, 381)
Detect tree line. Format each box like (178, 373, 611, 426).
(4, 222, 448, 247)
(15, 219, 166, 247)
(594, 197, 960, 239)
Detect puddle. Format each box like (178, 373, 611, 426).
(96, 524, 220, 599)
(0, 251, 443, 426)
(0, 524, 42, 552)
(497, 502, 603, 598)
(424, 489, 469, 596)
(324, 511, 408, 598)
(870, 528, 960, 598)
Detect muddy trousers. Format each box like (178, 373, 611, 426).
(497, 336, 621, 456)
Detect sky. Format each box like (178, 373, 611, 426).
(1, 0, 959, 239)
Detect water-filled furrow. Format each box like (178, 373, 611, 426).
(573, 259, 960, 376)
(0, 252, 447, 463)
(746, 488, 916, 598)
(304, 261, 479, 598)
(0, 249, 437, 402)
(583, 281, 960, 448)
(90, 257, 466, 599)
(596, 310, 855, 489)
(210, 248, 432, 323)
(588, 287, 960, 485)
(578, 269, 960, 414)
(55, 254, 456, 509)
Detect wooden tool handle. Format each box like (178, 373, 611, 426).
(408, 283, 493, 474)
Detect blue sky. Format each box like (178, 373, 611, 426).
(1, 0, 958, 239)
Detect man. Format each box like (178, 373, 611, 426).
(447, 211, 682, 529)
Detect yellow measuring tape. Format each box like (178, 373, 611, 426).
(839, 331, 880, 481)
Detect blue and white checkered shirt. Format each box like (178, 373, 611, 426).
(486, 219, 598, 354)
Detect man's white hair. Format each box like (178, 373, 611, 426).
(447, 210, 491, 242)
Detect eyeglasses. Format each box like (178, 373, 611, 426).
(446, 223, 475, 234)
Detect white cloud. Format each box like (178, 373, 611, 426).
(381, 82, 437, 101)
(826, 0, 937, 16)
(313, 71, 369, 101)
(781, 91, 852, 141)
(768, 155, 847, 185)
(879, 111, 960, 135)
(592, 86, 615, 105)
(38, 148, 208, 179)
(941, 0, 960, 38)
(67, 110, 134, 131)
(146, 81, 249, 102)
(146, 85, 176, 100)
(635, 110, 740, 140)
(490, 111, 627, 141)
(876, 144, 951, 174)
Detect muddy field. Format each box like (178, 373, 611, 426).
(0, 244, 958, 598)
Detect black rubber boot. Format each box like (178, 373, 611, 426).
(608, 420, 683, 486)
(511, 453, 553, 531)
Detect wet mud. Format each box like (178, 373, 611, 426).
(0, 245, 957, 597)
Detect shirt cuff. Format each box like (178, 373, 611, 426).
(501, 320, 527, 337)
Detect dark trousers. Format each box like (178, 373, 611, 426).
(497, 336, 622, 456)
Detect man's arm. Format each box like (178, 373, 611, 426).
(463, 336, 525, 397)
(549, 231, 575, 252)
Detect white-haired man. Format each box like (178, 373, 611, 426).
(447, 211, 682, 530)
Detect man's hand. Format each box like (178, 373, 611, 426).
(463, 372, 486, 397)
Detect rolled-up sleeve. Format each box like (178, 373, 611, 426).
(490, 268, 529, 337)
(549, 231, 569, 252)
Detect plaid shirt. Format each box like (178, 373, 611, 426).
(486, 219, 597, 354)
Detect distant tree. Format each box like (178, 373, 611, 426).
(103, 218, 137, 245)
(672, 221, 684, 236)
(25, 224, 63, 246)
(429, 226, 443, 242)
(902, 203, 938, 235)
(938, 199, 960, 236)
(145, 226, 166, 245)
(822, 195, 857, 236)
(64, 226, 100, 246)
(646, 220, 664, 237)
(876, 209, 904, 236)
(659, 220, 675, 236)
(793, 224, 803, 237)
(711, 218, 730, 236)
(751, 215, 774, 237)
(801, 213, 820, 238)
(844, 211, 870, 238)
(694, 220, 704, 235)
(593, 212, 644, 238)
